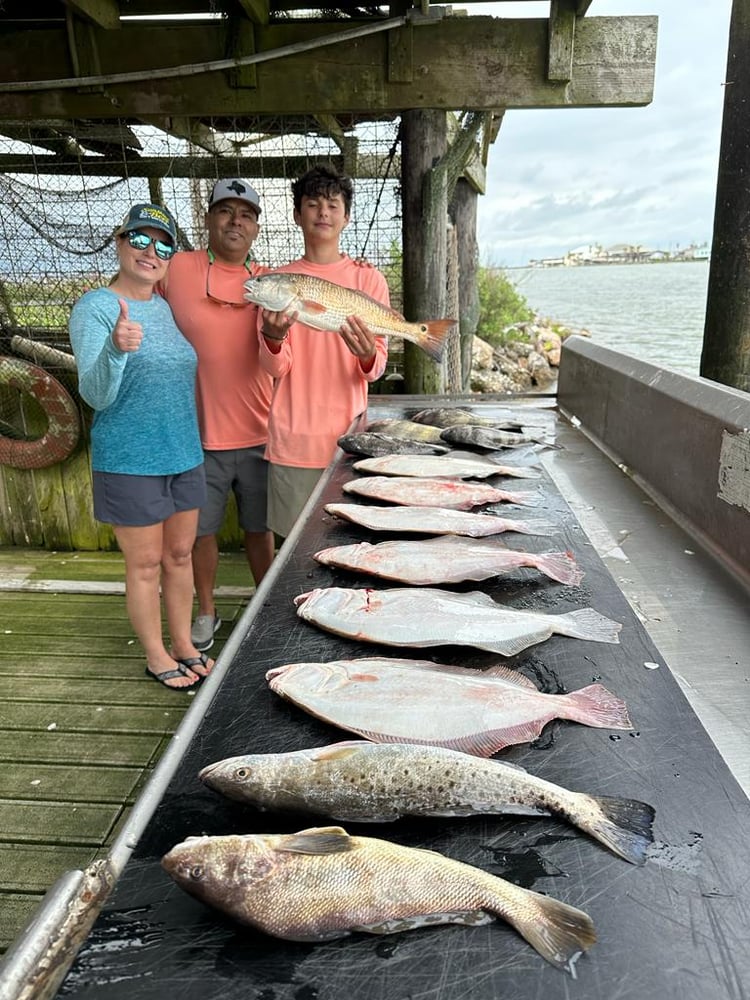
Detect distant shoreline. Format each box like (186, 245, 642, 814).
(506, 258, 710, 271)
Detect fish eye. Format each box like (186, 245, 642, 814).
(190, 866, 204, 881)
(236, 768, 249, 779)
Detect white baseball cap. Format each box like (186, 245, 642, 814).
(208, 179, 261, 216)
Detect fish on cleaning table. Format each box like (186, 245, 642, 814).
(352, 454, 539, 480)
(294, 586, 621, 655)
(366, 418, 447, 444)
(313, 535, 583, 586)
(440, 424, 554, 451)
(410, 406, 531, 429)
(337, 431, 449, 458)
(324, 502, 558, 537)
(266, 657, 632, 755)
(162, 825, 596, 972)
(199, 741, 654, 866)
(243, 272, 454, 362)
(342, 475, 541, 508)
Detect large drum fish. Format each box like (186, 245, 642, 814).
(244, 272, 454, 361)
(162, 825, 596, 973)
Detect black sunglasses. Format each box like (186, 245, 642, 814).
(125, 230, 175, 260)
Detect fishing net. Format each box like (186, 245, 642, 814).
(0, 112, 484, 443)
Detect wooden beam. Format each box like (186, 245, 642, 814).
(63, 0, 120, 30)
(0, 16, 658, 119)
(138, 116, 239, 156)
(0, 153, 399, 178)
(548, 0, 576, 82)
(235, 0, 270, 24)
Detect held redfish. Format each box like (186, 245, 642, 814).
(243, 272, 455, 362)
(162, 826, 596, 973)
(199, 741, 655, 865)
(265, 657, 633, 755)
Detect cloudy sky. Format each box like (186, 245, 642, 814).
(471, 1, 733, 267)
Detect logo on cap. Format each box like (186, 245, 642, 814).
(226, 181, 247, 197)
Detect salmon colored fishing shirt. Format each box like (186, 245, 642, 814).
(259, 256, 389, 469)
(161, 250, 273, 451)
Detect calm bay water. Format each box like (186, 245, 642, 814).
(509, 261, 709, 376)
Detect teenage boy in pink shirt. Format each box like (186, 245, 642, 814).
(259, 164, 389, 539)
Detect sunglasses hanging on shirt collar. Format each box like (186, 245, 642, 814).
(205, 248, 253, 307)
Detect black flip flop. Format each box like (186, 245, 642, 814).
(173, 651, 213, 679)
(145, 662, 200, 690)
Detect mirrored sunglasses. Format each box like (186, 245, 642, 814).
(125, 230, 175, 260)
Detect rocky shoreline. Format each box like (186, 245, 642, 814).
(470, 317, 589, 394)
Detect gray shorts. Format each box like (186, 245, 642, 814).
(198, 446, 269, 536)
(92, 465, 206, 527)
(267, 463, 324, 539)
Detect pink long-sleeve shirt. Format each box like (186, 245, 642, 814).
(259, 255, 389, 468)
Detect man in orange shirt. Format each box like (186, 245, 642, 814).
(162, 180, 274, 651)
(259, 164, 389, 539)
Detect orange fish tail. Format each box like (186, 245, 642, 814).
(416, 319, 456, 362)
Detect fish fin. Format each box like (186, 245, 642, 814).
(498, 887, 596, 974)
(482, 664, 540, 689)
(277, 827, 354, 855)
(532, 551, 584, 586)
(417, 319, 456, 362)
(353, 911, 494, 935)
(299, 298, 328, 315)
(494, 490, 544, 507)
(549, 607, 622, 642)
(308, 741, 373, 761)
(574, 793, 656, 865)
(561, 683, 632, 730)
(439, 723, 546, 757)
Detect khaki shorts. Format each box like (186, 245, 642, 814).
(267, 463, 324, 539)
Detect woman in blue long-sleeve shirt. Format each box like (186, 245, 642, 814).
(69, 203, 213, 690)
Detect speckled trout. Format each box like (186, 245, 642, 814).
(294, 586, 621, 655)
(266, 657, 632, 756)
(243, 272, 454, 361)
(162, 825, 596, 973)
(199, 741, 654, 865)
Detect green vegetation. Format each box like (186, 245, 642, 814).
(4, 277, 93, 330)
(476, 266, 534, 347)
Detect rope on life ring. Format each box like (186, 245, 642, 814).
(0, 355, 81, 470)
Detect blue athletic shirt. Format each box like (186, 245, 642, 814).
(69, 287, 204, 475)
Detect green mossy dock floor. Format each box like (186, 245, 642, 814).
(0, 546, 254, 954)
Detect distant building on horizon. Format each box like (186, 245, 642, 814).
(527, 241, 710, 268)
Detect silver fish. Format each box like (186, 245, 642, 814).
(243, 272, 454, 361)
(266, 657, 632, 755)
(313, 536, 583, 586)
(162, 825, 596, 972)
(294, 586, 621, 655)
(352, 454, 539, 480)
(337, 432, 449, 457)
(342, 476, 540, 508)
(324, 503, 558, 537)
(199, 741, 655, 865)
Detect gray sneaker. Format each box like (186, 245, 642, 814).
(191, 614, 222, 651)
